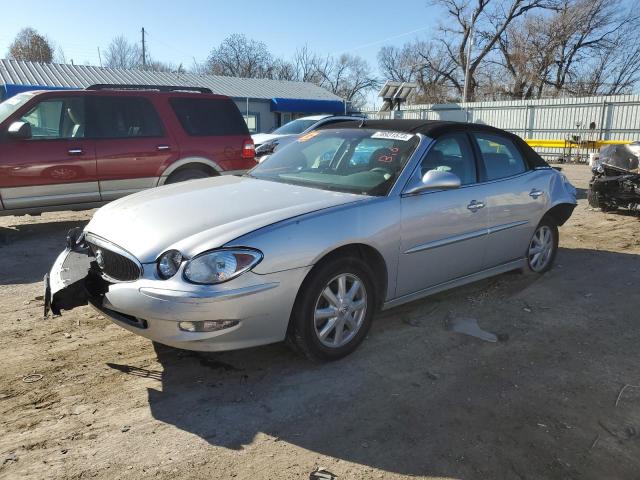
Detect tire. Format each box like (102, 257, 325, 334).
(524, 216, 559, 274)
(166, 167, 211, 184)
(588, 187, 617, 211)
(587, 187, 600, 208)
(288, 257, 376, 361)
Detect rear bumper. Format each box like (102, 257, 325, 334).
(46, 247, 311, 351)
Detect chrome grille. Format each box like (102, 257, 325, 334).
(85, 236, 141, 282)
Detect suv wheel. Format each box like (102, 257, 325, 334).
(289, 257, 376, 361)
(166, 167, 212, 184)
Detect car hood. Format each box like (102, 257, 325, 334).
(252, 133, 289, 146)
(85, 175, 364, 263)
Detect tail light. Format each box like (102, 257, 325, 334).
(242, 139, 256, 160)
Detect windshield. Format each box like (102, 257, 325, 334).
(248, 129, 420, 196)
(0, 92, 36, 124)
(272, 118, 321, 135)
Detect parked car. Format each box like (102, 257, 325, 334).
(0, 85, 256, 216)
(588, 142, 640, 212)
(45, 120, 576, 361)
(254, 115, 361, 162)
(252, 114, 360, 149)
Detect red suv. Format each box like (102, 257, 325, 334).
(0, 85, 256, 216)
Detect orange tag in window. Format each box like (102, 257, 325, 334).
(298, 131, 321, 143)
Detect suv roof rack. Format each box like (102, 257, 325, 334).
(86, 84, 212, 94)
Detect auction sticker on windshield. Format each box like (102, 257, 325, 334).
(371, 131, 415, 141)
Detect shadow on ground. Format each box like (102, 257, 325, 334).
(0, 220, 87, 284)
(109, 247, 640, 478)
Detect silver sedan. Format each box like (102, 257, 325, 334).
(45, 120, 577, 361)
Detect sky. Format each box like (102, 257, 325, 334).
(0, 0, 439, 72)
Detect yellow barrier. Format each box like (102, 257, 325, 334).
(525, 139, 631, 149)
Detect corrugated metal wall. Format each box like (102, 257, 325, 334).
(362, 95, 640, 159)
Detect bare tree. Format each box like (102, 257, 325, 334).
(207, 34, 274, 78)
(313, 54, 379, 109)
(431, 0, 559, 101)
(495, 0, 640, 98)
(104, 36, 141, 69)
(292, 45, 323, 83)
(378, 41, 464, 103)
(8, 28, 53, 63)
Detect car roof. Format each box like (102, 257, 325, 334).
(317, 119, 512, 137)
(317, 119, 550, 169)
(298, 114, 333, 121)
(25, 89, 231, 100)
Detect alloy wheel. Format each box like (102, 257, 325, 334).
(528, 225, 554, 272)
(313, 273, 367, 348)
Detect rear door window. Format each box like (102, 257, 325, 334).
(473, 133, 527, 180)
(87, 96, 164, 138)
(170, 98, 248, 136)
(20, 97, 85, 139)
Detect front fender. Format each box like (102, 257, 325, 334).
(225, 196, 401, 299)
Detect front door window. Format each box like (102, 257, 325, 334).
(21, 97, 85, 139)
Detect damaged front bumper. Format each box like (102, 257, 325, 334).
(43, 230, 310, 352)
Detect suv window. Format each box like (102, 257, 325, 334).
(420, 133, 477, 185)
(20, 97, 85, 139)
(473, 133, 527, 180)
(170, 98, 248, 136)
(87, 96, 164, 138)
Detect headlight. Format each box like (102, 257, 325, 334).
(157, 250, 183, 279)
(255, 140, 278, 158)
(184, 249, 263, 284)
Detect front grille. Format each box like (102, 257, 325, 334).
(87, 241, 141, 282)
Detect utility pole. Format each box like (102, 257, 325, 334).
(462, 23, 474, 104)
(97, 47, 102, 67)
(141, 27, 146, 70)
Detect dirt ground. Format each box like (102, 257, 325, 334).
(0, 164, 639, 480)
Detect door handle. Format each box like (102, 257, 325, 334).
(157, 145, 171, 151)
(467, 200, 485, 212)
(68, 148, 83, 155)
(529, 189, 544, 199)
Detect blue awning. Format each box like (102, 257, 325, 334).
(270, 97, 344, 114)
(1, 83, 76, 100)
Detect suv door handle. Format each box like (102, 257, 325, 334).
(529, 189, 544, 199)
(467, 200, 485, 212)
(68, 148, 83, 155)
(157, 145, 171, 151)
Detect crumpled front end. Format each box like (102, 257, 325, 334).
(44, 228, 310, 352)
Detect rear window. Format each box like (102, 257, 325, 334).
(170, 98, 248, 136)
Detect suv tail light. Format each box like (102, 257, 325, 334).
(242, 139, 256, 160)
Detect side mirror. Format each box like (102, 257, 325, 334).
(7, 121, 32, 139)
(404, 169, 461, 195)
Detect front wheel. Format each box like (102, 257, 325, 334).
(288, 257, 376, 361)
(525, 217, 559, 274)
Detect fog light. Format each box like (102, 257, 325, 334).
(178, 320, 239, 332)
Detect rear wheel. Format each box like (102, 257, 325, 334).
(525, 217, 558, 274)
(288, 257, 376, 361)
(166, 167, 212, 184)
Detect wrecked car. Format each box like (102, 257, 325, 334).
(45, 120, 577, 361)
(588, 142, 640, 212)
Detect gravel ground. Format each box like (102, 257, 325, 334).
(0, 164, 639, 480)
